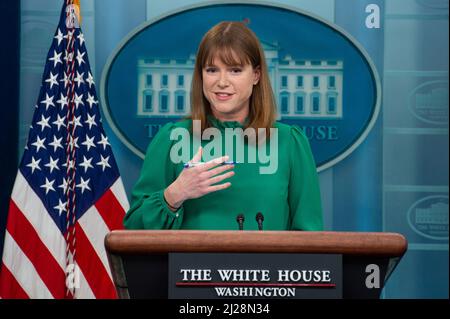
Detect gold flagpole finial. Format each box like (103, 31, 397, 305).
(73, 0, 82, 26)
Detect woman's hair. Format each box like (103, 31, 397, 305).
(190, 21, 277, 135)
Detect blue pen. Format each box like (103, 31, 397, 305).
(183, 161, 240, 168)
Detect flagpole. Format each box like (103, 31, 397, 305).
(63, 0, 77, 299)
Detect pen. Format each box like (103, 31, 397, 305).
(183, 161, 240, 168)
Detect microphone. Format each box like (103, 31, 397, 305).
(256, 212, 264, 231)
(236, 214, 245, 230)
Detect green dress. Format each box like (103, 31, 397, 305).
(124, 117, 323, 231)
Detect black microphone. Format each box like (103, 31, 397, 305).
(236, 214, 245, 230)
(256, 212, 264, 231)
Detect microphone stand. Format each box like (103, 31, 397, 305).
(236, 214, 245, 231)
(256, 212, 264, 231)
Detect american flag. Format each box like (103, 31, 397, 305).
(0, 1, 129, 298)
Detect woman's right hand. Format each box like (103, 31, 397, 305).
(163, 147, 235, 210)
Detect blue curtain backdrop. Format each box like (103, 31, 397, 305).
(0, 1, 20, 261)
(2, 0, 448, 298)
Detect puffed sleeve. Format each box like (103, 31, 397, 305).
(288, 125, 323, 230)
(123, 123, 184, 229)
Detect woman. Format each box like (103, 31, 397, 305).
(124, 21, 323, 230)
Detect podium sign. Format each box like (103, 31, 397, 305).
(168, 253, 342, 299)
(104, 230, 407, 299)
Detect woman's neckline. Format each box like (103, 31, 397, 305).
(207, 115, 248, 129)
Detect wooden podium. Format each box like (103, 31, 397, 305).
(104, 230, 407, 299)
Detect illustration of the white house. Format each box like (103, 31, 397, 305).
(137, 41, 343, 119)
(416, 87, 448, 111)
(415, 202, 449, 225)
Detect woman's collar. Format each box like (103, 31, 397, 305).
(207, 115, 249, 129)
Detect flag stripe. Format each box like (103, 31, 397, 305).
(110, 177, 130, 212)
(7, 200, 66, 298)
(78, 205, 114, 280)
(74, 224, 117, 299)
(2, 232, 53, 298)
(0, 263, 29, 299)
(94, 188, 125, 231)
(74, 263, 96, 299)
(11, 172, 66, 269)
